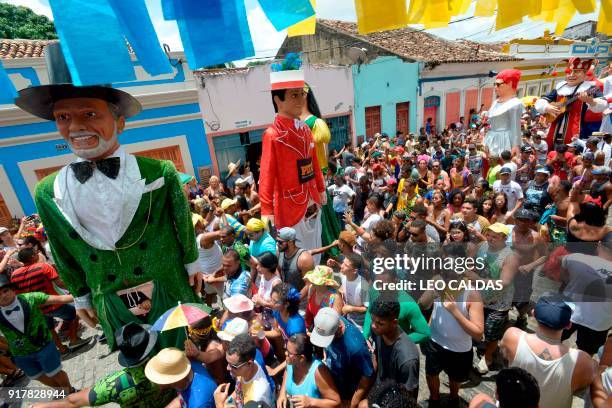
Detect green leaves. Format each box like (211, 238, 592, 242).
(0, 3, 57, 40)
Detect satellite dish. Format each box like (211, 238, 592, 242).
(347, 47, 368, 65)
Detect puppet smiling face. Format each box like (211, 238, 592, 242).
(53, 97, 125, 160)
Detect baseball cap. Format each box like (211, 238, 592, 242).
(221, 198, 237, 211)
(514, 207, 538, 221)
(310, 307, 341, 347)
(521, 145, 533, 153)
(487, 223, 510, 236)
(535, 167, 550, 175)
(592, 167, 610, 175)
(583, 152, 595, 161)
(534, 296, 572, 330)
(566, 141, 580, 148)
(587, 136, 599, 145)
(468, 144, 476, 149)
(499, 167, 512, 174)
(0, 227, 8, 235)
(277, 227, 297, 242)
(217, 318, 249, 342)
(535, 131, 545, 137)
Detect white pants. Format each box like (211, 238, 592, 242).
(292, 210, 322, 265)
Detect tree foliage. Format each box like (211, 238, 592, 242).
(0, 3, 57, 40)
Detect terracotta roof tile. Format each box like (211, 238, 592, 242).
(318, 19, 520, 64)
(0, 39, 52, 59)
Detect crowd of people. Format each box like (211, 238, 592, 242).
(1, 116, 610, 407)
(1, 57, 611, 407)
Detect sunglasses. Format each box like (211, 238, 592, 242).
(228, 360, 249, 370)
(450, 220, 467, 228)
(494, 82, 506, 87)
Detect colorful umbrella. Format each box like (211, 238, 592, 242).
(151, 302, 211, 332)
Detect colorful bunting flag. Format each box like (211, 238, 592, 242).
(107, 0, 173, 76)
(553, 0, 577, 34)
(287, 0, 317, 37)
(48, 0, 136, 86)
(0, 61, 17, 104)
(257, 0, 315, 31)
(422, 0, 451, 28)
(407, 0, 427, 24)
(474, 0, 496, 17)
(355, 0, 409, 34)
(496, 0, 525, 30)
(570, 0, 595, 14)
(168, 0, 254, 70)
(597, 0, 612, 35)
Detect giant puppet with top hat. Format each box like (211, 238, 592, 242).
(15, 43, 201, 350)
(259, 54, 326, 254)
(535, 57, 607, 148)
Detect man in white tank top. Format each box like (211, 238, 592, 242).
(500, 296, 597, 408)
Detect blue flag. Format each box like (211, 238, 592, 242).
(168, 0, 254, 70)
(48, 0, 136, 86)
(108, 0, 173, 76)
(257, 0, 315, 31)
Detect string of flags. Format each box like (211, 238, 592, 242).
(0, 0, 608, 103)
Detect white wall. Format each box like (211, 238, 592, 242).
(196, 63, 354, 136)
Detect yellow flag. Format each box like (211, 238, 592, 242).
(407, 0, 428, 24)
(355, 0, 409, 33)
(496, 0, 525, 30)
(287, 0, 316, 37)
(423, 0, 451, 28)
(527, 0, 542, 17)
(541, 0, 560, 12)
(474, 0, 496, 17)
(570, 0, 595, 14)
(597, 0, 612, 35)
(449, 0, 471, 14)
(553, 0, 576, 35)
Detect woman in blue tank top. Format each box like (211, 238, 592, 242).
(278, 334, 341, 408)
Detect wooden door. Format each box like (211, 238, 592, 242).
(396, 102, 410, 136)
(365, 106, 381, 138)
(134, 145, 186, 172)
(481, 87, 494, 110)
(0, 194, 12, 229)
(35, 165, 65, 181)
(445, 92, 460, 126)
(464, 89, 479, 122)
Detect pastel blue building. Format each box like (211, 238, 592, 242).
(0, 39, 211, 226)
(352, 56, 419, 140)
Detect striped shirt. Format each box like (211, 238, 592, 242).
(10, 263, 62, 313)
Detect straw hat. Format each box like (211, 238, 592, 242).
(144, 348, 191, 385)
(303, 265, 339, 288)
(228, 160, 241, 175)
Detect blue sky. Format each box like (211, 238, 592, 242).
(3, 0, 600, 63)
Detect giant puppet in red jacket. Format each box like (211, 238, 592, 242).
(259, 54, 326, 251)
(535, 57, 606, 148)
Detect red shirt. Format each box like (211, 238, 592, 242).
(10, 263, 62, 313)
(546, 151, 574, 181)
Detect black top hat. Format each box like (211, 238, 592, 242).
(14, 42, 142, 121)
(115, 322, 158, 368)
(0, 274, 13, 290)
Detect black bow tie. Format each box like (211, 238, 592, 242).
(70, 157, 121, 184)
(4, 306, 20, 315)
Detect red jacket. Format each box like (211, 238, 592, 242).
(259, 115, 325, 228)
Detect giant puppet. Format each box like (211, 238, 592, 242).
(535, 57, 606, 148)
(301, 85, 341, 258)
(259, 54, 326, 252)
(15, 43, 201, 349)
(483, 69, 523, 157)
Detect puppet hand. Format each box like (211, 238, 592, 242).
(77, 308, 98, 328)
(189, 272, 203, 295)
(320, 191, 328, 205)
